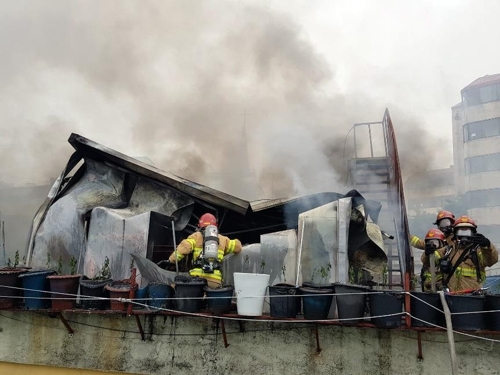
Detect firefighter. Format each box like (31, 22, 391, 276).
(160, 213, 242, 288)
(411, 210, 455, 250)
(420, 228, 446, 291)
(421, 215, 498, 292)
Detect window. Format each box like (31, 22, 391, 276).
(465, 153, 500, 175)
(465, 188, 500, 208)
(463, 83, 500, 107)
(464, 117, 500, 141)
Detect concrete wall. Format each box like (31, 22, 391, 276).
(0, 312, 499, 375)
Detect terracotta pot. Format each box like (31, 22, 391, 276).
(47, 274, 81, 310)
(105, 281, 136, 311)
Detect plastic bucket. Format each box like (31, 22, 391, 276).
(174, 276, 207, 313)
(369, 290, 404, 328)
(410, 292, 442, 327)
(47, 274, 81, 310)
(148, 283, 174, 309)
(446, 294, 485, 331)
(79, 277, 111, 310)
(335, 283, 367, 323)
(0, 269, 28, 309)
(269, 284, 299, 318)
(205, 285, 234, 315)
(301, 282, 336, 318)
(484, 294, 500, 331)
(234, 272, 270, 316)
(299, 287, 333, 320)
(19, 270, 55, 309)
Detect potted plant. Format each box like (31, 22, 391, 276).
(409, 273, 442, 328)
(18, 252, 55, 310)
(299, 263, 334, 320)
(104, 258, 137, 312)
(334, 265, 368, 324)
(368, 265, 404, 328)
(47, 255, 81, 310)
(0, 250, 29, 309)
(233, 255, 270, 316)
(80, 256, 112, 310)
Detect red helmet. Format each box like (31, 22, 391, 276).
(425, 228, 446, 241)
(198, 213, 217, 228)
(453, 215, 477, 229)
(434, 210, 455, 225)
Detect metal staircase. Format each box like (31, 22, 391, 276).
(346, 111, 413, 290)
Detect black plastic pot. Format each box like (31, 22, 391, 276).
(205, 285, 234, 315)
(148, 283, 174, 309)
(335, 283, 367, 323)
(369, 290, 404, 328)
(0, 268, 28, 309)
(446, 294, 485, 331)
(485, 294, 500, 331)
(299, 286, 333, 320)
(79, 277, 111, 310)
(174, 276, 207, 313)
(410, 292, 442, 327)
(269, 283, 299, 318)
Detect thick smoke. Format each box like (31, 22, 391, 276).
(0, 1, 441, 199)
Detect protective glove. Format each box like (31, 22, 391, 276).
(472, 233, 490, 248)
(424, 243, 436, 256)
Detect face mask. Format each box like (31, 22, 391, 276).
(425, 239, 442, 248)
(455, 228, 473, 247)
(438, 218, 453, 234)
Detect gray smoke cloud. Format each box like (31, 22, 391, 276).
(0, 0, 442, 200)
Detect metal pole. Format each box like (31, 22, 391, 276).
(295, 219, 306, 287)
(368, 123, 374, 157)
(438, 291, 458, 375)
(171, 220, 179, 275)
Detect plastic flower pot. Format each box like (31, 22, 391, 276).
(134, 286, 149, 308)
(368, 290, 404, 328)
(79, 276, 111, 310)
(19, 270, 55, 309)
(105, 281, 135, 312)
(47, 274, 81, 310)
(446, 294, 485, 331)
(234, 272, 270, 316)
(174, 276, 207, 313)
(269, 283, 299, 318)
(299, 286, 333, 320)
(0, 268, 28, 309)
(301, 281, 336, 318)
(205, 285, 234, 315)
(410, 292, 442, 328)
(147, 283, 174, 309)
(485, 294, 500, 331)
(335, 283, 368, 323)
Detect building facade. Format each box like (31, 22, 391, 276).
(452, 74, 500, 250)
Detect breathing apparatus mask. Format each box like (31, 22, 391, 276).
(425, 239, 442, 249)
(194, 224, 220, 273)
(455, 227, 474, 248)
(437, 218, 453, 236)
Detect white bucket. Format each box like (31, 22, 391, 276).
(233, 272, 270, 316)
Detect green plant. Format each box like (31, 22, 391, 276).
(312, 263, 331, 285)
(130, 258, 135, 272)
(46, 252, 51, 270)
(281, 264, 287, 283)
(93, 256, 111, 281)
(69, 256, 77, 275)
(7, 258, 11, 267)
(57, 255, 63, 275)
(381, 264, 388, 286)
(348, 265, 364, 285)
(14, 250, 19, 268)
(243, 254, 250, 272)
(260, 258, 266, 274)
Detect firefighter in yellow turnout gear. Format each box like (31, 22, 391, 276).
(411, 210, 455, 250)
(168, 213, 242, 288)
(420, 228, 446, 291)
(421, 215, 498, 292)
